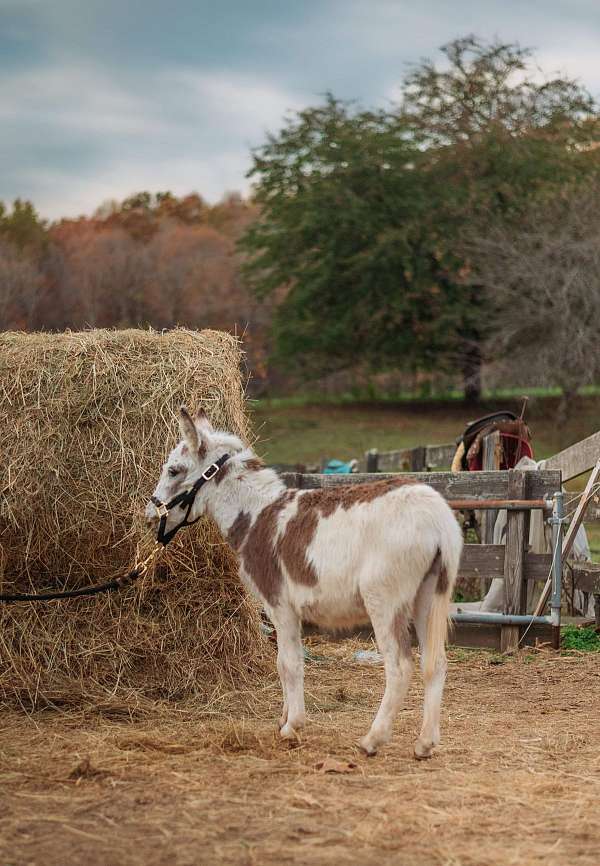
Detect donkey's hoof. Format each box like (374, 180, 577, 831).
(280, 722, 299, 741)
(357, 736, 378, 757)
(414, 739, 435, 760)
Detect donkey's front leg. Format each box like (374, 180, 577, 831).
(271, 606, 305, 740)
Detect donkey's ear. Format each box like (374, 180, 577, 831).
(194, 406, 213, 433)
(179, 406, 199, 452)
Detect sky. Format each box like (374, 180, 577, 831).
(1, 0, 600, 221)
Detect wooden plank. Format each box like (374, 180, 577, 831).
(376, 449, 411, 472)
(459, 546, 551, 583)
(283, 469, 561, 501)
(526, 553, 553, 583)
(543, 431, 600, 481)
(367, 443, 457, 473)
(534, 459, 600, 616)
(461, 545, 504, 581)
(450, 620, 552, 650)
(450, 621, 501, 651)
(501, 472, 529, 652)
(304, 619, 552, 651)
(410, 446, 427, 472)
(569, 562, 600, 595)
(448, 499, 549, 510)
(425, 443, 456, 470)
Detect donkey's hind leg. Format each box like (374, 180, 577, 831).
(358, 595, 414, 756)
(413, 573, 447, 759)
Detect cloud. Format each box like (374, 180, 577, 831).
(0, 64, 168, 136)
(0, 60, 305, 219)
(159, 69, 307, 151)
(1, 0, 599, 219)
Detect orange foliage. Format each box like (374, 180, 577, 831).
(0, 192, 271, 389)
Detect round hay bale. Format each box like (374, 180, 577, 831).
(0, 328, 269, 711)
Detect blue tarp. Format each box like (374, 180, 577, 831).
(323, 459, 355, 475)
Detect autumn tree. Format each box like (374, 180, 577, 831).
(0, 240, 45, 329)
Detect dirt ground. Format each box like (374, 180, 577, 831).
(2, 636, 600, 866)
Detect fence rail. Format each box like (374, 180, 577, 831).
(358, 442, 456, 473)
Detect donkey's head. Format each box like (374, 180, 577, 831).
(145, 406, 245, 535)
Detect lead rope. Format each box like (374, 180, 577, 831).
(0, 454, 229, 604)
(0, 543, 164, 603)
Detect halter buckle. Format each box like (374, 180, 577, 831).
(154, 502, 169, 519)
(202, 462, 221, 481)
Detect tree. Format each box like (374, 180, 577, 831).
(470, 182, 600, 419)
(241, 96, 460, 381)
(0, 199, 48, 251)
(0, 240, 45, 329)
(243, 37, 600, 400)
(400, 35, 600, 399)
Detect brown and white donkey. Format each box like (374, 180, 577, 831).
(147, 407, 463, 758)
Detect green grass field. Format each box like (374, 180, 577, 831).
(250, 393, 600, 561)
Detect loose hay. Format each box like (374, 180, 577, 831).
(0, 328, 269, 710)
(3, 642, 600, 866)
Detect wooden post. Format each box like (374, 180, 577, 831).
(501, 471, 529, 653)
(481, 432, 502, 542)
(480, 431, 501, 596)
(366, 450, 379, 473)
(410, 446, 427, 472)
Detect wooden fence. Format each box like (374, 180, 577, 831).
(358, 443, 456, 473)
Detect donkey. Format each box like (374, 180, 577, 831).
(146, 407, 463, 758)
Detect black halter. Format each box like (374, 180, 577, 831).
(151, 453, 230, 546)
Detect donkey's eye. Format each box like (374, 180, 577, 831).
(168, 467, 180, 478)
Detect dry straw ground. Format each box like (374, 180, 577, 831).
(0, 328, 268, 710)
(2, 636, 600, 866)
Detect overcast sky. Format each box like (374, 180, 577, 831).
(2, 0, 599, 220)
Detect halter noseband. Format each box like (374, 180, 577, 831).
(151, 453, 230, 546)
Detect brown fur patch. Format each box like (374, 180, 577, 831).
(392, 608, 413, 659)
(276, 496, 319, 587)
(273, 478, 417, 588)
(214, 461, 232, 485)
(240, 491, 295, 606)
(227, 511, 251, 552)
(303, 477, 416, 516)
(198, 440, 207, 460)
(437, 565, 449, 595)
(243, 457, 265, 471)
(427, 548, 449, 595)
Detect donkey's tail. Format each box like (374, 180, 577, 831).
(423, 518, 462, 681)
